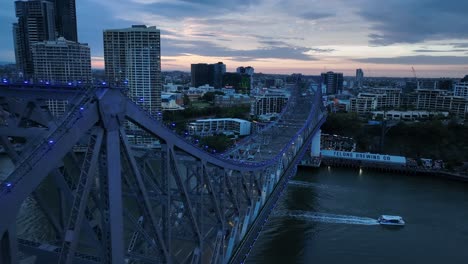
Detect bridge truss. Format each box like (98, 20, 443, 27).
(0, 82, 326, 264)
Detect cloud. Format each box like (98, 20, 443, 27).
(354, 55, 468, 65)
(451, 43, 468, 48)
(414, 49, 468, 53)
(134, 0, 260, 19)
(358, 0, 468, 45)
(309, 48, 335, 53)
(162, 38, 316, 61)
(298, 11, 334, 20)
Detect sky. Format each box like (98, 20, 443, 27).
(1, 0, 468, 77)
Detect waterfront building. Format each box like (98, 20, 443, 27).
(188, 118, 251, 137)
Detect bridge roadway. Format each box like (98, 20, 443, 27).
(223, 84, 312, 163)
(0, 81, 326, 264)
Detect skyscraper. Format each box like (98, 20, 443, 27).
(13, 0, 56, 77)
(191, 62, 226, 88)
(52, 0, 78, 41)
(321, 71, 343, 95)
(212, 62, 226, 88)
(191, 63, 213, 88)
(356, 68, 364, 88)
(103, 25, 162, 117)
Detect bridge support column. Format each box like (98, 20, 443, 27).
(0, 224, 18, 264)
(311, 129, 321, 157)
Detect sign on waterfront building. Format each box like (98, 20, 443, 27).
(321, 150, 406, 165)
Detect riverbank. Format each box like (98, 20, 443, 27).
(300, 158, 468, 182)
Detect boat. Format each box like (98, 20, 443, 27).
(378, 215, 405, 226)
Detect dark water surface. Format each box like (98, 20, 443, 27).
(246, 167, 468, 264)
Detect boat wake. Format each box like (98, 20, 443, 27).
(288, 180, 349, 192)
(281, 210, 379, 226)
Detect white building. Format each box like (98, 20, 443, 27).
(104, 25, 162, 118)
(32, 37, 91, 84)
(188, 118, 251, 137)
(350, 88, 402, 114)
(31, 37, 91, 117)
(454, 82, 468, 99)
(161, 93, 184, 110)
(371, 110, 449, 121)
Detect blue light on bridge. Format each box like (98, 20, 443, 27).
(102, 81, 107, 85)
(23, 81, 29, 84)
(79, 107, 84, 111)
(171, 123, 176, 127)
(2, 79, 7, 83)
(67, 82, 72, 86)
(45, 81, 50, 85)
(48, 140, 54, 144)
(5, 182, 12, 188)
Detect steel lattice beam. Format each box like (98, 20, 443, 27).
(0, 83, 326, 264)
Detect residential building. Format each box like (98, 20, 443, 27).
(103, 25, 162, 117)
(418, 80, 439, 90)
(349, 95, 377, 115)
(454, 82, 468, 99)
(236, 66, 254, 75)
(436, 96, 468, 119)
(214, 94, 252, 107)
(371, 87, 402, 109)
(356, 68, 364, 88)
(415, 89, 446, 110)
(371, 111, 449, 121)
(13, 0, 56, 77)
(188, 118, 251, 137)
(251, 93, 289, 116)
(31, 37, 91, 117)
(31, 37, 91, 83)
(349, 88, 402, 114)
(321, 71, 343, 95)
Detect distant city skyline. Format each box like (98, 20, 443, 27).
(1, 0, 468, 77)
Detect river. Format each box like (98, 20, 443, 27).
(246, 166, 468, 264)
(3, 156, 468, 263)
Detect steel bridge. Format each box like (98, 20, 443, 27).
(0, 82, 326, 264)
